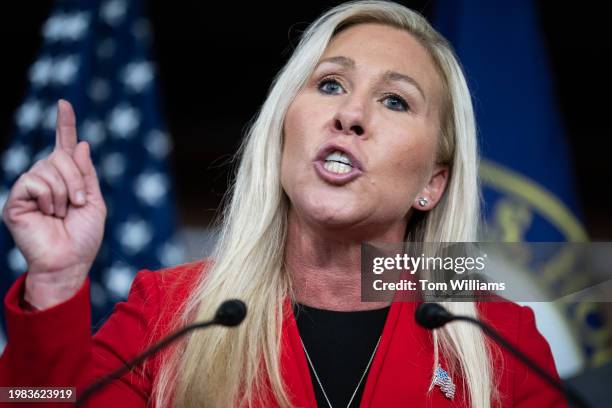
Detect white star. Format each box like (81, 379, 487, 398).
(116, 218, 153, 254)
(134, 171, 168, 206)
(121, 61, 154, 93)
(2, 145, 31, 177)
(42, 104, 58, 130)
(62, 12, 90, 41)
(100, 0, 128, 26)
(80, 119, 106, 147)
(107, 104, 140, 138)
(42, 12, 90, 42)
(88, 78, 111, 102)
(101, 152, 126, 184)
(158, 240, 185, 267)
(145, 129, 172, 159)
(29, 57, 53, 87)
(42, 14, 64, 42)
(15, 100, 42, 131)
(7, 247, 27, 275)
(103, 263, 135, 299)
(52, 55, 80, 85)
(97, 38, 115, 59)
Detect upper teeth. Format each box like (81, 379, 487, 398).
(324, 150, 353, 166)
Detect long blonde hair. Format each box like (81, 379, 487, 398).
(152, 1, 496, 407)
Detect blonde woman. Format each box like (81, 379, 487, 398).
(0, 1, 563, 407)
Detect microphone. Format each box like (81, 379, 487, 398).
(415, 301, 453, 329)
(76, 299, 247, 407)
(214, 298, 247, 326)
(415, 303, 589, 408)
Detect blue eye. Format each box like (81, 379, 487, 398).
(318, 78, 344, 95)
(382, 94, 409, 112)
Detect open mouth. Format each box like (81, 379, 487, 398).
(323, 150, 354, 174)
(313, 144, 364, 185)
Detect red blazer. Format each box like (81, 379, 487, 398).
(1, 261, 566, 407)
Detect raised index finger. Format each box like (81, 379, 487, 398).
(54, 99, 78, 155)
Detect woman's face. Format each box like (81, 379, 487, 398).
(281, 23, 448, 238)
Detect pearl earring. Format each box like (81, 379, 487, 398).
(418, 197, 429, 207)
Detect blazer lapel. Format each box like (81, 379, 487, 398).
(281, 298, 318, 408)
(358, 301, 403, 407)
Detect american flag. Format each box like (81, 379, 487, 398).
(0, 0, 183, 349)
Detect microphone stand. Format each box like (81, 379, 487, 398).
(76, 299, 246, 407)
(453, 314, 589, 408)
(415, 303, 590, 408)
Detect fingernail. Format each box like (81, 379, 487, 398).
(75, 191, 86, 205)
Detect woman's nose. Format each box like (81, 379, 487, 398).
(332, 96, 368, 137)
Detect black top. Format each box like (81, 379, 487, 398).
(293, 303, 390, 408)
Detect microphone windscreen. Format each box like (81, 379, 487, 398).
(415, 303, 453, 329)
(215, 299, 247, 327)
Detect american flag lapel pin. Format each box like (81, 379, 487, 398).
(433, 365, 456, 400)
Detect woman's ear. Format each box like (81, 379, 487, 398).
(412, 165, 449, 211)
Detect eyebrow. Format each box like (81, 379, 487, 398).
(316, 55, 427, 101)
